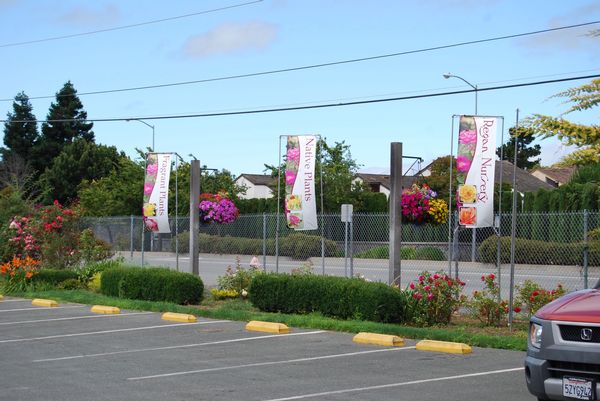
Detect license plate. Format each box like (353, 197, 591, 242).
(563, 376, 595, 400)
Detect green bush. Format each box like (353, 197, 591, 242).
(100, 266, 204, 304)
(479, 236, 600, 266)
(415, 247, 445, 261)
(32, 269, 79, 285)
(173, 232, 340, 260)
(248, 273, 405, 323)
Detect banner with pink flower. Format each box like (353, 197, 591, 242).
(143, 153, 172, 233)
(456, 116, 498, 228)
(285, 135, 317, 230)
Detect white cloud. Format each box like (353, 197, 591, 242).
(183, 21, 277, 59)
(57, 4, 120, 27)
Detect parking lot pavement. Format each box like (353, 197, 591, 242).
(0, 297, 531, 401)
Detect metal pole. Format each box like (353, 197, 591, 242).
(350, 219, 354, 278)
(319, 136, 325, 276)
(262, 213, 267, 271)
(584, 209, 589, 289)
(344, 220, 349, 277)
(448, 117, 456, 275)
(189, 160, 200, 275)
(508, 109, 520, 331)
(389, 142, 402, 286)
(130, 215, 134, 260)
(175, 155, 179, 271)
(275, 137, 282, 273)
(496, 118, 506, 303)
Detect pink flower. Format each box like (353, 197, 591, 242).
(418, 275, 424, 282)
(144, 182, 154, 195)
(459, 129, 477, 145)
(424, 285, 431, 291)
(288, 214, 301, 227)
(427, 293, 434, 301)
(433, 274, 439, 280)
(287, 147, 300, 162)
(456, 155, 472, 173)
(409, 283, 415, 289)
(285, 170, 297, 186)
(146, 163, 158, 175)
(144, 218, 158, 231)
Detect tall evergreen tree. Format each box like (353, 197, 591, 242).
(2, 92, 39, 161)
(496, 127, 541, 170)
(32, 81, 94, 173)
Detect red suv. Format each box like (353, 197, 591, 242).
(525, 279, 600, 400)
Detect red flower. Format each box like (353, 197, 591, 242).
(489, 273, 495, 280)
(409, 283, 415, 289)
(514, 307, 522, 313)
(481, 275, 485, 281)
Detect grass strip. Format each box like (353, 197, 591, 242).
(15, 289, 527, 351)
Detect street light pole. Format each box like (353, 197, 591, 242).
(444, 73, 479, 263)
(127, 119, 155, 150)
(443, 73, 478, 115)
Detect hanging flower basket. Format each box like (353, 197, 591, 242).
(199, 192, 239, 224)
(401, 184, 448, 225)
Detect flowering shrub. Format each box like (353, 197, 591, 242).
(401, 184, 448, 225)
(0, 256, 40, 293)
(516, 280, 565, 317)
(405, 271, 465, 326)
(7, 201, 80, 268)
(216, 257, 262, 296)
(199, 192, 239, 224)
(467, 273, 517, 326)
(210, 288, 240, 300)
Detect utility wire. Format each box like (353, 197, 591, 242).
(4, 74, 598, 124)
(1, 19, 598, 102)
(0, 0, 263, 48)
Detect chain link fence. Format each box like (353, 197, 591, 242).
(83, 211, 599, 296)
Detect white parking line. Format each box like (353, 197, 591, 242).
(0, 305, 86, 313)
(261, 367, 524, 400)
(34, 330, 327, 362)
(0, 311, 153, 326)
(127, 346, 416, 381)
(0, 320, 230, 344)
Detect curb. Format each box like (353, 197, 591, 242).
(416, 339, 472, 354)
(161, 312, 198, 323)
(353, 332, 404, 347)
(31, 298, 58, 307)
(246, 321, 290, 334)
(91, 305, 121, 314)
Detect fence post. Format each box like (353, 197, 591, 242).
(583, 209, 589, 289)
(130, 215, 134, 260)
(262, 213, 267, 271)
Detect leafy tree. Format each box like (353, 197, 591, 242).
(32, 81, 94, 174)
(526, 78, 600, 166)
(496, 127, 541, 170)
(419, 155, 457, 202)
(39, 139, 122, 204)
(2, 92, 39, 162)
(79, 156, 144, 216)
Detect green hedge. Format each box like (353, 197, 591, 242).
(32, 269, 79, 285)
(173, 232, 341, 259)
(355, 246, 445, 261)
(479, 236, 600, 266)
(248, 273, 405, 323)
(100, 266, 204, 304)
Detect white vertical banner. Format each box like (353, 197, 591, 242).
(143, 152, 172, 233)
(456, 116, 497, 228)
(285, 135, 318, 230)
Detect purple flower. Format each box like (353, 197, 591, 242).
(456, 155, 472, 173)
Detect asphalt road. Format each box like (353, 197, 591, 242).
(121, 251, 599, 298)
(0, 296, 532, 401)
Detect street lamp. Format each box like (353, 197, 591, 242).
(127, 119, 155, 151)
(443, 73, 478, 115)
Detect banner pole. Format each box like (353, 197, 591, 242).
(276, 136, 282, 273)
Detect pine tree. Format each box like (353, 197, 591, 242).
(2, 92, 39, 161)
(496, 127, 541, 170)
(32, 81, 94, 173)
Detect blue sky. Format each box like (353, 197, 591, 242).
(1, 0, 599, 176)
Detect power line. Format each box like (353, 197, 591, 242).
(1, 19, 598, 103)
(4, 74, 598, 124)
(0, 0, 263, 48)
